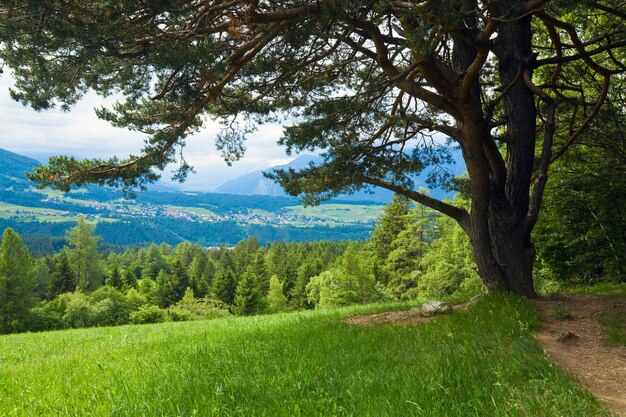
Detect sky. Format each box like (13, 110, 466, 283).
(0, 73, 294, 191)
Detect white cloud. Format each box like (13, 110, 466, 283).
(0, 74, 295, 190)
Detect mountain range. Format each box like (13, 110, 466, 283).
(215, 153, 465, 202)
(2, 148, 465, 202)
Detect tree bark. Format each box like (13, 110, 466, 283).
(455, 0, 538, 297)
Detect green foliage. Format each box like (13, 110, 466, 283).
(123, 269, 139, 290)
(384, 204, 436, 298)
(65, 218, 103, 292)
(533, 112, 626, 285)
(267, 275, 289, 313)
(137, 278, 158, 305)
(88, 286, 131, 326)
(155, 259, 189, 307)
(33, 258, 50, 300)
(168, 288, 230, 321)
(210, 267, 237, 306)
(307, 243, 389, 308)
(130, 305, 168, 325)
(598, 310, 626, 347)
(233, 267, 261, 316)
(290, 257, 323, 309)
(124, 288, 148, 311)
(418, 206, 481, 299)
(26, 301, 64, 332)
(140, 243, 169, 280)
(106, 263, 124, 290)
(0, 228, 36, 333)
(369, 194, 411, 261)
(47, 252, 77, 299)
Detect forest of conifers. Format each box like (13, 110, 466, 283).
(1, 158, 623, 334)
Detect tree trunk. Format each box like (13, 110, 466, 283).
(458, 0, 538, 298)
(469, 197, 537, 297)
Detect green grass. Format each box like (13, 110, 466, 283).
(598, 310, 626, 347)
(0, 201, 118, 223)
(167, 205, 216, 217)
(0, 295, 611, 416)
(284, 204, 384, 222)
(563, 282, 626, 297)
(551, 306, 572, 320)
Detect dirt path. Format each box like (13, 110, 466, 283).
(534, 295, 626, 415)
(345, 294, 625, 415)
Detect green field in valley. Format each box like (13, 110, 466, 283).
(0, 202, 118, 223)
(0, 295, 610, 417)
(284, 204, 384, 222)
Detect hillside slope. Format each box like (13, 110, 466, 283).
(0, 148, 40, 189)
(0, 296, 611, 417)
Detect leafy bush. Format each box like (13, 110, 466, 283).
(26, 302, 64, 332)
(62, 292, 95, 328)
(88, 285, 131, 325)
(130, 305, 168, 325)
(168, 288, 230, 321)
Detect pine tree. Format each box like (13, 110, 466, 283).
(47, 252, 77, 300)
(232, 237, 260, 273)
(267, 275, 288, 313)
(0, 228, 36, 333)
(249, 250, 269, 296)
(106, 263, 124, 290)
(141, 243, 168, 279)
(291, 257, 323, 309)
(211, 267, 236, 306)
(123, 269, 138, 290)
(155, 259, 190, 307)
(370, 194, 411, 261)
(233, 267, 260, 316)
(188, 253, 209, 297)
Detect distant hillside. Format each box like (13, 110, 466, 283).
(0, 149, 41, 190)
(215, 151, 466, 202)
(215, 155, 321, 198)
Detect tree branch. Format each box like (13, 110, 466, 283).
(359, 176, 470, 230)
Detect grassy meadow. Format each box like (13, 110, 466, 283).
(284, 204, 384, 222)
(0, 295, 611, 416)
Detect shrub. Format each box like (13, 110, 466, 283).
(27, 302, 64, 332)
(62, 292, 95, 328)
(130, 305, 168, 325)
(168, 288, 230, 321)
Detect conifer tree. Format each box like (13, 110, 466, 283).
(106, 263, 124, 290)
(211, 267, 236, 306)
(123, 269, 139, 290)
(47, 252, 77, 300)
(141, 243, 168, 279)
(370, 195, 411, 261)
(0, 228, 36, 333)
(156, 259, 190, 307)
(188, 253, 212, 298)
(249, 250, 269, 296)
(233, 267, 260, 316)
(291, 257, 323, 309)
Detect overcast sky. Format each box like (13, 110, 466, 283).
(0, 73, 294, 191)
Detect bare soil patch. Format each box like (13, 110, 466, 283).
(534, 294, 626, 415)
(344, 298, 478, 326)
(345, 307, 431, 326)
